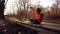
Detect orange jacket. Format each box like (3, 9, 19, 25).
(31, 7, 41, 21)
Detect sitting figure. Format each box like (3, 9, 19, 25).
(30, 7, 43, 24)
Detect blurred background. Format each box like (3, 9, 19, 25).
(4, 0, 60, 24)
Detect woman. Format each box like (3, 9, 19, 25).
(30, 7, 43, 24)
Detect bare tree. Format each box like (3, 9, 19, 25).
(55, 0, 60, 17)
(0, 0, 5, 19)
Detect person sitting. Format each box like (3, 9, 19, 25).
(30, 7, 43, 24)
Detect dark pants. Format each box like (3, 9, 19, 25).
(30, 19, 40, 24)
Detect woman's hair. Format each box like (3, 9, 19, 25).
(37, 8, 41, 14)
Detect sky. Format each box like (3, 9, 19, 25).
(40, 0, 55, 7)
(4, 0, 55, 15)
(5, 0, 55, 8)
(31, 0, 55, 7)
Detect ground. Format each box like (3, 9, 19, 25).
(0, 16, 60, 34)
(5, 16, 60, 30)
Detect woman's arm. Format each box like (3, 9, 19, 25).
(30, 7, 38, 14)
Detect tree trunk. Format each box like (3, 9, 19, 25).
(0, 0, 5, 19)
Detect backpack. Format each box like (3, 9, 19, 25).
(39, 14, 44, 23)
